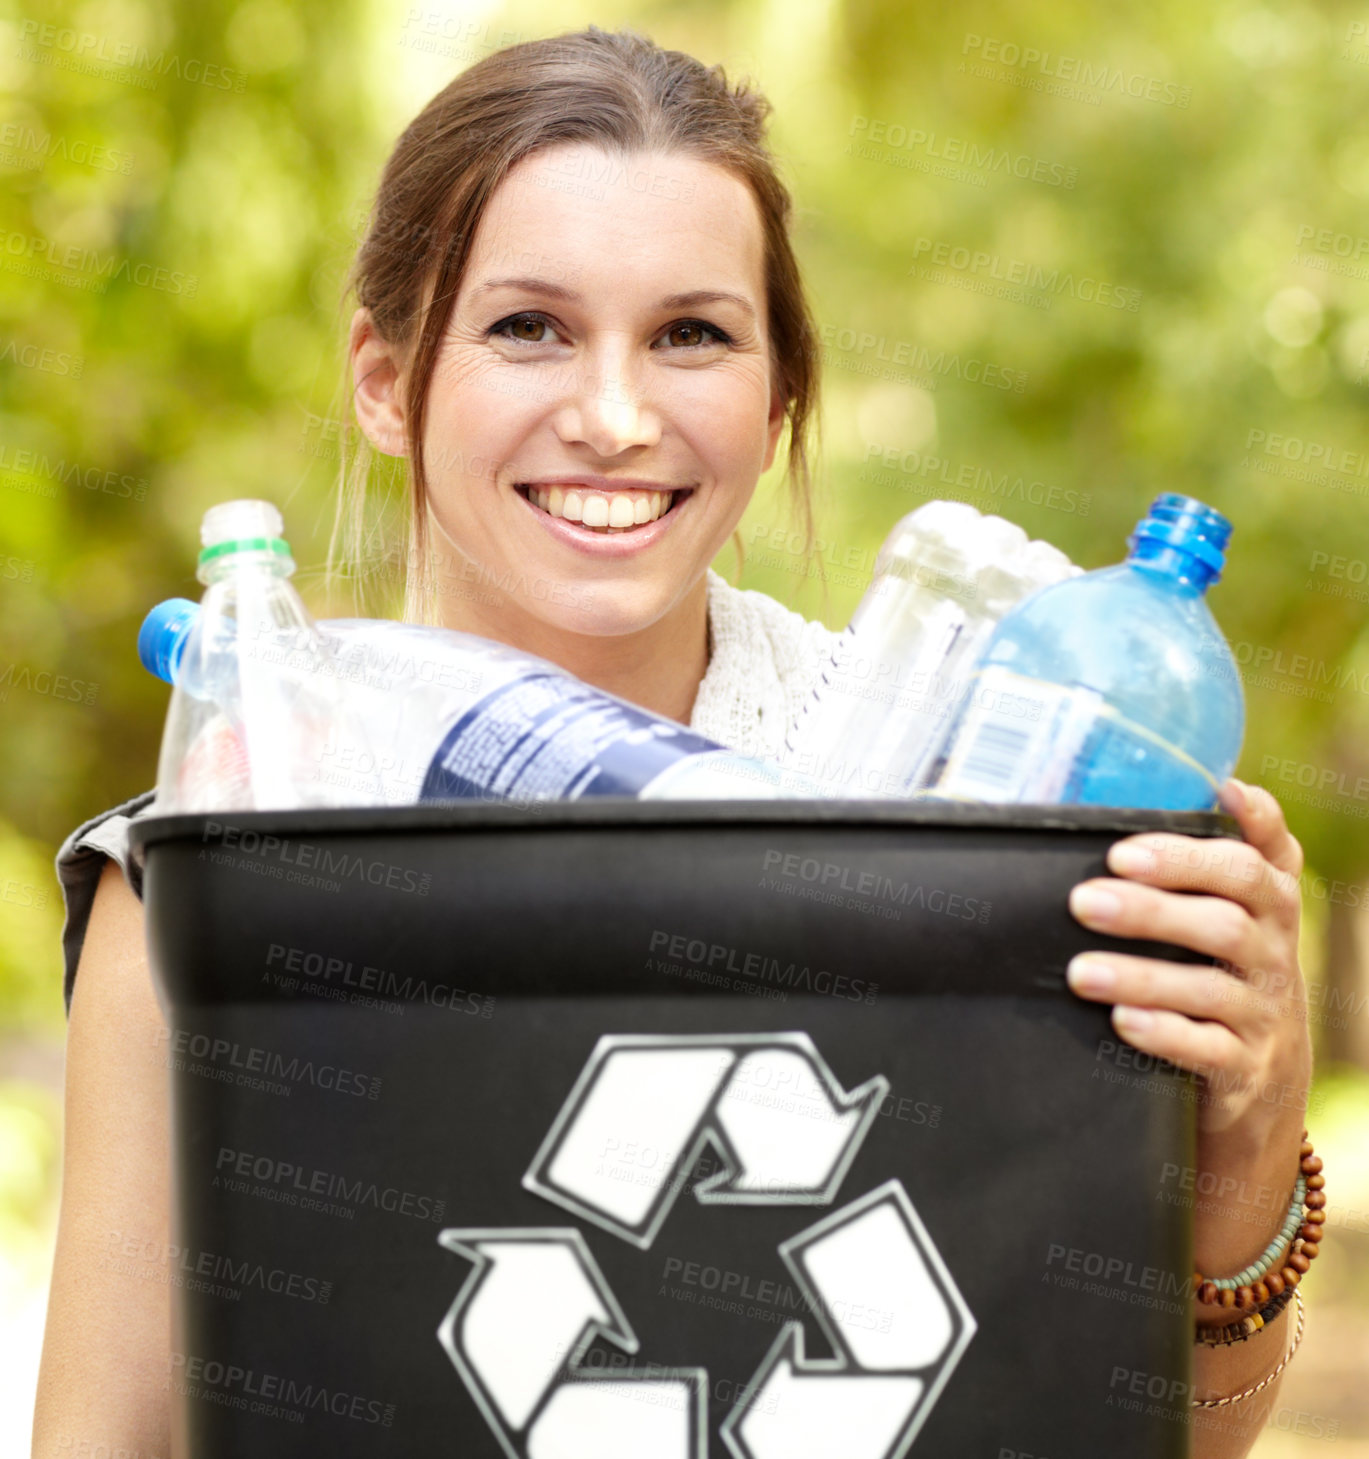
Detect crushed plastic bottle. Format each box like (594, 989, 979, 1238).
(781, 501, 1077, 798)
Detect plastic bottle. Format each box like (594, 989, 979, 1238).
(781, 501, 1077, 798)
(926, 494, 1244, 809)
(142, 516, 823, 808)
(143, 501, 387, 813)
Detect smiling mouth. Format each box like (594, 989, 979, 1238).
(518, 484, 688, 534)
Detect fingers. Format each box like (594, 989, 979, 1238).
(1066, 951, 1251, 1029)
(1103, 829, 1300, 926)
(1070, 877, 1261, 968)
(1103, 1004, 1247, 1084)
(1218, 778, 1305, 880)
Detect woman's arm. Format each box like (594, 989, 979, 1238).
(1067, 780, 1314, 1459)
(32, 858, 175, 1458)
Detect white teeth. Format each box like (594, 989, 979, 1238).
(607, 495, 635, 528)
(524, 485, 678, 532)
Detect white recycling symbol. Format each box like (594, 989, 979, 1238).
(437, 1033, 976, 1458)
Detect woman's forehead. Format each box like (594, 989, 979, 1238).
(465, 144, 767, 306)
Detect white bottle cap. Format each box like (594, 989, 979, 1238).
(200, 500, 286, 548)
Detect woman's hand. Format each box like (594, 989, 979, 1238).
(1065, 777, 1312, 1152)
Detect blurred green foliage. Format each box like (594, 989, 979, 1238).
(1, 0, 1367, 1050)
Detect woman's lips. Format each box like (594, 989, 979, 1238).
(515, 482, 692, 553)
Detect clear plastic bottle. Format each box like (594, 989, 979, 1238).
(781, 501, 1077, 798)
(143, 501, 385, 813)
(926, 494, 1244, 809)
(142, 564, 824, 808)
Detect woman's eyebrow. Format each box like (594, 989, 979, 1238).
(471, 276, 756, 319)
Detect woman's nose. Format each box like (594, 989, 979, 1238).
(552, 353, 662, 456)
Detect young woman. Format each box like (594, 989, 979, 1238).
(36, 27, 1314, 1458)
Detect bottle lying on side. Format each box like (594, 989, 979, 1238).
(140, 500, 823, 813)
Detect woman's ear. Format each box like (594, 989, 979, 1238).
(349, 307, 409, 457)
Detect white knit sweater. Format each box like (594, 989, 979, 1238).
(691, 568, 838, 759)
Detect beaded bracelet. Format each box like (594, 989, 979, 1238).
(1192, 1132, 1326, 1313)
(1192, 1288, 1305, 1409)
(1194, 1280, 1296, 1347)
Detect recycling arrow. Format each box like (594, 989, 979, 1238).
(438, 1034, 974, 1456)
(523, 1033, 889, 1247)
(437, 1227, 706, 1459)
(721, 1180, 976, 1459)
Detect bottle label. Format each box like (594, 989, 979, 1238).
(936, 666, 1220, 807)
(419, 672, 728, 802)
(937, 666, 1100, 801)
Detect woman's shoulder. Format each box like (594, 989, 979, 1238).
(691, 568, 839, 760)
(55, 788, 157, 1015)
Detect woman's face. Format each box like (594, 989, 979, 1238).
(409, 145, 784, 638)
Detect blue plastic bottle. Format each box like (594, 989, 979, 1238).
(927, 494, 1244, 810)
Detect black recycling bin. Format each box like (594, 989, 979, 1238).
(130, 800, 1233, 1459)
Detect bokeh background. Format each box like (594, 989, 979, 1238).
(2, 0, 1368, 1451)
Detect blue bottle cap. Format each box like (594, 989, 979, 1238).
(138, 598, 200, 684)
(1129, 494, 1232, 580)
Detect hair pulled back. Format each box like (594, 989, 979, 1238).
(336, 25, 820, 621)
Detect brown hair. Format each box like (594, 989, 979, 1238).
(329, 25, 821, 623)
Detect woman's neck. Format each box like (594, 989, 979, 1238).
(430, 569, 712, 726)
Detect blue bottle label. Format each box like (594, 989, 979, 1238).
(419, 672, 728, 802)
(938, 666, 1220, 810)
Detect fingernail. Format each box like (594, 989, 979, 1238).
(1070, 884, 1122, 925)
(1108, 841, 1156, 876)
(1067, 955, 1115, 993)
(1114, 1005, 1154, 1032)
(1218, 778, 1247, 815)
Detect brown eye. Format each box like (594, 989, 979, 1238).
(667, 322, 705, 347)
(508, 314, 547, 342)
